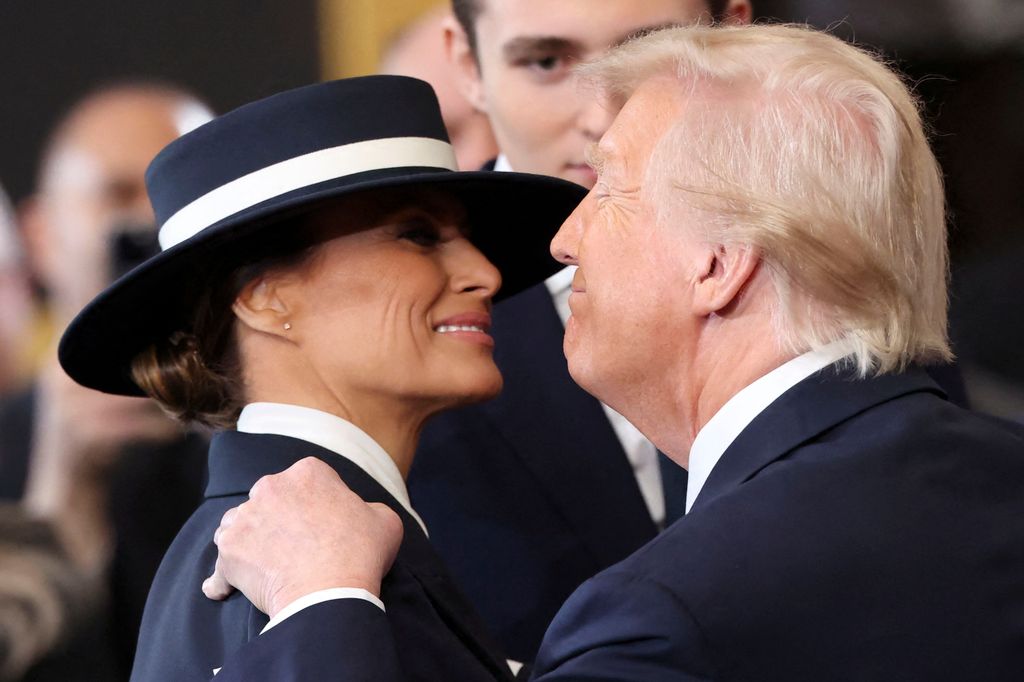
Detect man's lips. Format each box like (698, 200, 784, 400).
(433, 312, 494, 347)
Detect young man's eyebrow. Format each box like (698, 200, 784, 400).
(502, 36, 582, 61)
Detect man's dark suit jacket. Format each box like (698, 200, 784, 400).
(214, 365, 1024, 681)
(131, 431, 513, 682)
(409, 282, 675, 662)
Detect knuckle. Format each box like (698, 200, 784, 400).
(294, 456, 324, 476)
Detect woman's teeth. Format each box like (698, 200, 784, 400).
(435, 325, 485, 333)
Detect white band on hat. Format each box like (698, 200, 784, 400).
(158, 136, 457, 250)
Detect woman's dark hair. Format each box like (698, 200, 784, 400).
(452, 0, 732, 54)
(130, 217, 321, 430)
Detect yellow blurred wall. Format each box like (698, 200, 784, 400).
(319, 0, 445, 79)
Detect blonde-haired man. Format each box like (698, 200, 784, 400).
(206, 24, 1024, 681)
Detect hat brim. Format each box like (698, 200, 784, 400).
(59, 169, 586, 396)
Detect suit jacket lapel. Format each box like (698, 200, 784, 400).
(691, 365, 946, 514)
(482, 285, 658, 564)
(397, 530, 514, 680)
(206, 432, 511, 677)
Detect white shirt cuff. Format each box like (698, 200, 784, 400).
(260, 588, 385, 634)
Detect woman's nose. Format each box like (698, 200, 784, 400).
(450, 239, 502, 299)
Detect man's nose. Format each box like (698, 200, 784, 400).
(550, 197, 588, 265)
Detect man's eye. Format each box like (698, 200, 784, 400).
(519, 54, 574, 81)
(398, 223, 441, 247)
(532, 55, 563, 71)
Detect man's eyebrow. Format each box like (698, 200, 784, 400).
(612, 23, 682, 48)
(502, 36, 582, 61)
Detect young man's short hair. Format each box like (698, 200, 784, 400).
(451, 0, 730, 52)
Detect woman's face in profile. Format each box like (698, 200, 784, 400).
(273, 190, 504, 415)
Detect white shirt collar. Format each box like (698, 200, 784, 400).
(544, 264, 576, 306)
(493, 154, 513, 173)
(236, 402, 428, 536)
(685, 343, 852, 513)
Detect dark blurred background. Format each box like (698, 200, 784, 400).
(0, 0, 321, 203)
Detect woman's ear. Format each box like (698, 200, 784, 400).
(443, 14, 487, 113)
(232, 275, 294, 338)
(692, 242, 761, 317)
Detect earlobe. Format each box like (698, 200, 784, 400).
(443, 16, 487, 112)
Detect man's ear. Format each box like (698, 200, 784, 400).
(721, 0, 753, 26)
(443, 14, 487, 112)
(232, 275, 295, 339)
(692, 242, 761, 316)
(18, 195, 60, 290)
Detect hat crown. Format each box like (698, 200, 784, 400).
(146, 76, 451, 234)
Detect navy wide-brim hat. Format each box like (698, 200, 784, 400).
(59, 76, 586, 397)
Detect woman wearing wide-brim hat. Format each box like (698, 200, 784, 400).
(59, 75, 585, 682)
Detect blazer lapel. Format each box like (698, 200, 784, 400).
(395, 528, 514, 680)
(482, 285, 658, 564)
(690, 365, 946, 513)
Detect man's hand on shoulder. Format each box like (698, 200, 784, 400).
(203, 457, 403, 618)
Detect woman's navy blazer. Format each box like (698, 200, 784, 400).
(130, 430, 513, 682)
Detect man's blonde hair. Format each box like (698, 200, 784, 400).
(582, 24, 950, 375)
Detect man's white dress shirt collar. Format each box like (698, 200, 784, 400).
(685, 343, 852, 513)
(237, 402, 428, 536)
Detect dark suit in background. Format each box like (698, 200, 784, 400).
(410, 282, 678, 663)
(133, 431, 513, 682)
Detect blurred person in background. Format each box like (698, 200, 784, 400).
(379, 5, 499, 172)
(0, 504, 114, 681)
(406, 0, 751, 664)
(0, 83, 213, 678)
(0, 186, 34, 398)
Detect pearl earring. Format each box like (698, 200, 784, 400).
(283, 322, 292, 331)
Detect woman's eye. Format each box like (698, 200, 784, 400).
(398, 222, 442, 247)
